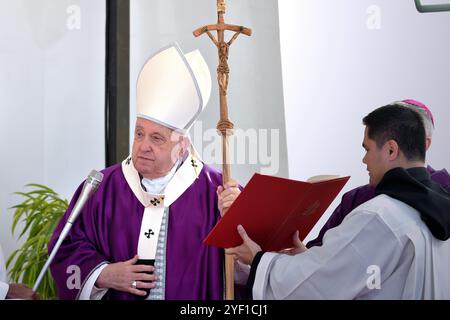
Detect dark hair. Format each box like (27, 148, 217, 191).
(362, 105, 426, 161)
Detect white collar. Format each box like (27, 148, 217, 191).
(141, 160, 179, 194)
(121, 152, 203, 207)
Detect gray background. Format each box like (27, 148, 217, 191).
(279, 0, 450, 242)
(0, 0, 105, 259)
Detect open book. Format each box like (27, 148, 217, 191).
(306, 175, 340, 183)
(204, 173, 350, 251)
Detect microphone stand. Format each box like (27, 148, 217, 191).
(32, 170, 103, 292)
(32, 222, 74, 292)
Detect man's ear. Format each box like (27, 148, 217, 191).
(178, 136, 191, 158)
(386, 140, 399, 161)
(425, 137, 432, 151)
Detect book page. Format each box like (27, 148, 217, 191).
(307, 175, 340, 183)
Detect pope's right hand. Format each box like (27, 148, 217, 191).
(96, 255, 157, 296)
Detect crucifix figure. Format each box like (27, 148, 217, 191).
(193, 0, 252, 301)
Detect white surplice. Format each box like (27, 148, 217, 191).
(0, 246, 9, 300)
(253, 194, 450, 299)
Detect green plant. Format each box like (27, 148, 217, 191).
(6, 183, 68, 299)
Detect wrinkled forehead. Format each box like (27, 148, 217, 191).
(135, 117, 188, 139)
(135, 117, 173, 134)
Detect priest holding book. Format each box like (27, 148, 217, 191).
(306, 100, 450, 248)
(225, 104, 450, 299)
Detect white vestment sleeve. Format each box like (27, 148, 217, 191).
(0, 282, 8, 300)
(78, 263, 109, 300)
(0, 246, 9, 300)
(253, 208, 405, 299)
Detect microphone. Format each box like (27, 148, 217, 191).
(67, 170, 103, 224)
(33, 170, 103, 292)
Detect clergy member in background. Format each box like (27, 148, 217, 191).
(1, 244, 38, 300)
(226, 105, 450, 299)
(49, 44, 246, 300)
(307, 99, 450, 248)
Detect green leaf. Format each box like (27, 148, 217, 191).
(6, 183, 68, 299)
(26, 183, 56, 193)
(18, 217, 35, 239)
(12, 191, 35, 200)
(5, 250, 19, 270)
(11, 209, 24, 235)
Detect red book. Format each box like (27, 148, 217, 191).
(204, 173, 350, 251)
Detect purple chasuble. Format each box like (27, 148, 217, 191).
(307, 166, 450, 248)
(49, 161, 224, 300)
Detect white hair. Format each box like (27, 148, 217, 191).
(393, 102, 434, 138)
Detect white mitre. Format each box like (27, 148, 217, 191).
(136, 43, 212, 133)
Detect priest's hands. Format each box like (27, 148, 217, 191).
(6, 283, 40, 300)
(279, 231, 307, 255)
(96, 255, 157, 296)
(226, 225, 262, 265)
(217, 179, 241, 217)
